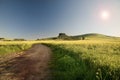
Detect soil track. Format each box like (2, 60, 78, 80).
(0, 44, 51, 80)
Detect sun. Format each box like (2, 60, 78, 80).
(101, 11, 110, 20)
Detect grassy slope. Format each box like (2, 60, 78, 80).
(40, 33, 120, 41)
(72, 33, 120, 40)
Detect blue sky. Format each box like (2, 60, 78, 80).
(0, 0, 120, 39)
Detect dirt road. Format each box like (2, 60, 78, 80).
(0, 44, 51, 80)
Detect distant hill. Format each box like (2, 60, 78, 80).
(71, 33, 120, 40)
(38, 33, 120, 40)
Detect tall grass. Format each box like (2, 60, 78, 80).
(0, 41, 34, 56)
(0, 40, 120, 80)
(0, 44, 32, 56)
(0, 40, 55, 55)
(45, 41, 120, 80)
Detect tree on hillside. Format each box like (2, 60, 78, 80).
(82, 36, 85, 40)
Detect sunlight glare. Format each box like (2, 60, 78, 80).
(101, 11, 110, 20)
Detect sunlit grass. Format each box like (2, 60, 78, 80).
(44, 40, 120, 80)
(0, 40, 120, 80)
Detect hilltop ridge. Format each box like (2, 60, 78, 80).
(39, 33, 120, 40)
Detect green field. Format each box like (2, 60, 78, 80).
(0, 39, 120, 80)
(45, 41, 120, 80)
(0, 44, 31, 56)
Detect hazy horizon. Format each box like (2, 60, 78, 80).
(0, 0, 120, 39)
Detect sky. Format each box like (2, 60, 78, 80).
(0, 0, 120, 39)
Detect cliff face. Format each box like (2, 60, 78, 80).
(58, 33, 67, 38)
(57, 33, 70, 40)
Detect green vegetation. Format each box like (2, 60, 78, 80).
(0, 33, 120, 80)
(0, 44, 32, 56)
(73, 33, 120, 40)
(39, 33, 120, 40)
(45, 41, 120, 80)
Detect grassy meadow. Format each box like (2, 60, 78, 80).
(0, 41, 33, 56)
(45, 40, 120, 80)
(0, 39, 120, 80)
